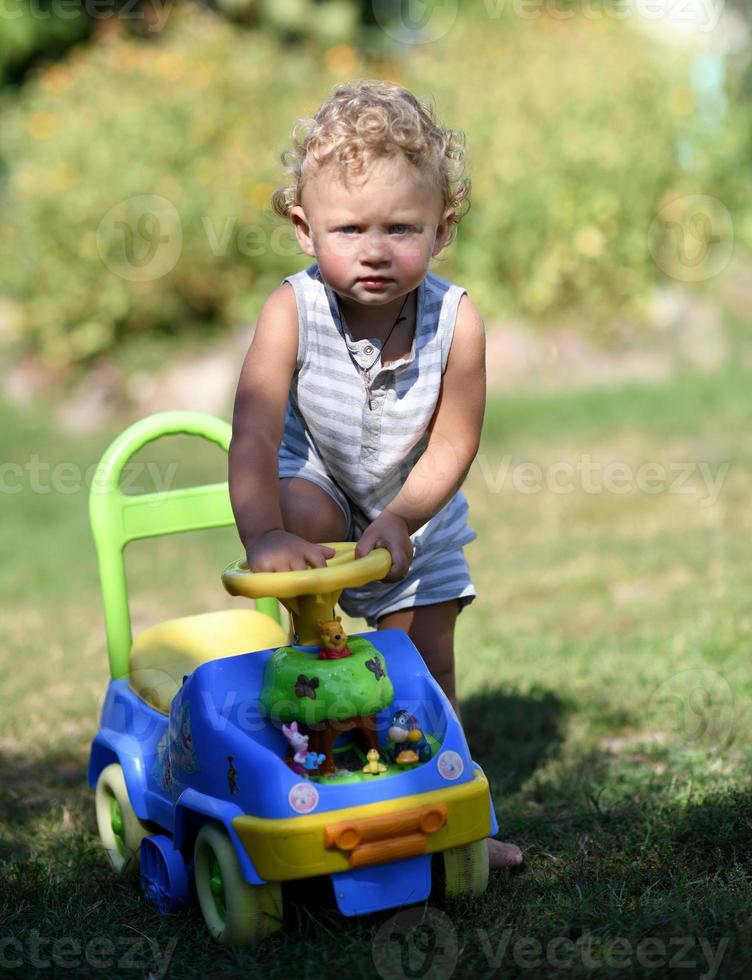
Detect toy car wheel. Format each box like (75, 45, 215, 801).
(95, 763, 153, 874)
(194, 823, 283, 946)
(442, 840, 489, 899)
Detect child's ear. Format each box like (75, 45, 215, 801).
(432, 209, 455, 256)
(290, 204, 316, 257)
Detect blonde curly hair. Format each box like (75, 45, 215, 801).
(271, 79, 470, 249)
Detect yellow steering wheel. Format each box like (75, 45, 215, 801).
(222, 542, 392, 645)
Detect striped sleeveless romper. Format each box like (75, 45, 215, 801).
(278, 261, 478, 627)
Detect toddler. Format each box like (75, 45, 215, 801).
(228, 79, 522, 870)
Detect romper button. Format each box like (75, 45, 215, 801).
(364, 345, 374, 355)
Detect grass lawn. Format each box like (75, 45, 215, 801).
(2, 331, 752, 978)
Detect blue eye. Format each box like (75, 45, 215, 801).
(339, 226, 359, 234)
(390, 225, 412, 235)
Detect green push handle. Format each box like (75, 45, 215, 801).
(89, 411, 279, 681)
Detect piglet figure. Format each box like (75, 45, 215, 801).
(282, 721, 309, 766)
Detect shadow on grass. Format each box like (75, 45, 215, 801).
(460, 685, 567, 795)
(668, 788, 752, 873)
(0, 747, 93, 862)
(4, 745, 752, 976)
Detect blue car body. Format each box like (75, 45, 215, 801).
(89, 628, 498, 916)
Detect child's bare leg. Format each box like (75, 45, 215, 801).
(376, 600, 523, 870)
(279, 478, 347, 541)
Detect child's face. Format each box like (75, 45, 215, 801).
(290, 154, 453, 310)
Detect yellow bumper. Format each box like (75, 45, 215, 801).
(232, 769, 492, 882)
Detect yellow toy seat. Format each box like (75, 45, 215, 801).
(129, 608, 289, 714)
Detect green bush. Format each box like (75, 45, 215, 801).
(212, 0, 361, 44)
(402, 8, 749, 331)
(0, 2, 371, 367)
(0, 1, 90, 85)
(0, 0, 366, 86)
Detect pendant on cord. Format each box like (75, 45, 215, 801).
(337, 288, 411, 413)
(363, 368, 373, 410)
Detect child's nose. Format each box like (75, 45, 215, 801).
(362, 230, 389, 260)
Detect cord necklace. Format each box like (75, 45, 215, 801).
(336, 289, 412, 410)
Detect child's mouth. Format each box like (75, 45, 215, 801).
(359, 277, 391, 288)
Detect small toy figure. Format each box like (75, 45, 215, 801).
(150, 731, 172, 790)
(365, 656, 386, 680)
(227, 755, 238, 794)
(386, 709, 432, 765)
(170, 701, 199, 774)
(317, 616, 353, 660)
(294, 674, 320, 699)
(302, 751, 326, 772)
(282, 721, 310, 774)
(362, 748, 387, 775)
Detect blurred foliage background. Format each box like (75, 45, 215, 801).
(0, 0, 749, 372)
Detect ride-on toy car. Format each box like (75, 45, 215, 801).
(88, 411, 499, 945)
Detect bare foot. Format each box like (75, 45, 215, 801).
(487, 838, 523, 869)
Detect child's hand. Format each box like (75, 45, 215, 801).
(247, 530, 336, 573)
(355, 512, 414, 583)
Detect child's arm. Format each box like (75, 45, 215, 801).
(229, 283, 336, 571)
(354, 294, 486, 580)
